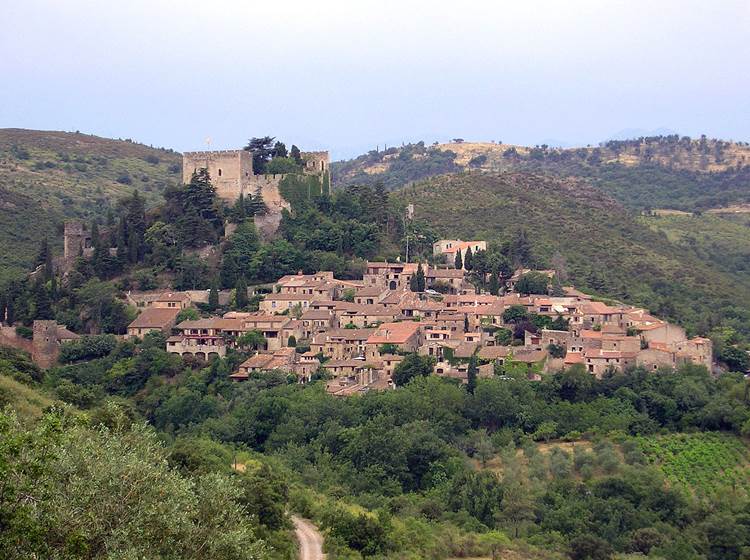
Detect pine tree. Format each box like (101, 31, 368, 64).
(464, 247, 473, 271)
(467, 353, 478, 394)
(235, 276, 248, 310)
(454, 250, 463, 270)
(464, 314, 470, 333)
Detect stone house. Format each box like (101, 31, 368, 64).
(126, 307, 180, 339)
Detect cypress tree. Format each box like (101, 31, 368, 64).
(415, 263, 425, 292)
(489, 272, 500, 296)
(208, 281, 219, 311)
(454, 250, 463, 270)
(235, 276, 248, 310)
(467, 353, 478, 394)
(464, 247, 473, 271)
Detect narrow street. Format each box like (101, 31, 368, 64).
(292, 516, 325, 560)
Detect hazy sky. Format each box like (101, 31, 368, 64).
(2, 0, 749, 159)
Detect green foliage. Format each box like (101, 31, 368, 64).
(409, 262, 426, 292)
(59, 334, 117, 363)
(516, 271, 550, 295)
(635, 432, 750, 496)
(332, 142, 460, 190)
(221, 222, 261, 288)
(0, 406, 268, 560)
(265, 157, 302, 175)
(392, 353, 435, 386)
(176, 307, 200, 323)
(162, 168, 223, 248)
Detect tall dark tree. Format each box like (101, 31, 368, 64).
(235, 276, 248, 310)
(290, 144, 302, 164)
(33, 280, 53, 320)
(509, 228, 533, 267)
(244, 136, 275, 175)
(488, 272, 500, 296)
(410, 263, 426, 292)
(272, 141, 287, 158)
(464, 246, 474, 271)
(467, 353, 478, 394)
(37, 237, 53, 281)
(454, 250, 463, 270)
(208, 280, 219, 311)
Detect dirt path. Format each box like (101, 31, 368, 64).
(292, 516, 325, 560)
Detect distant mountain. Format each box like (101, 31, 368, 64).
(0, 129, 181, 281)
(332, 136, 750, 211)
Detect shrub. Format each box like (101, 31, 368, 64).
(59, 334, 118, 363)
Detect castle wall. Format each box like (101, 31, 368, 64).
(250, 174, 291, 212)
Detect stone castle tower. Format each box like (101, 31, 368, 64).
(182, 150, 254, 201)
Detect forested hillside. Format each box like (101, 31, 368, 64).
(0, 129, 181, 281)
(395, 171, 750, 344)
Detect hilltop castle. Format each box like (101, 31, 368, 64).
(181, 149, 330, 213)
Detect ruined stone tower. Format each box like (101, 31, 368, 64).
(32, 320, 60, 369)
(63, 220, 92, 259)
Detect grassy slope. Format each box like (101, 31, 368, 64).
(0, 129, 182, 281)
(396, 171, 750, 336)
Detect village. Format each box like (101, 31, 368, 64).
(117, 238, 713, 396)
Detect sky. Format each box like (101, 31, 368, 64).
(1, 0, 749, 160)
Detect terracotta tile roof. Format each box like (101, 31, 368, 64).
(311, 328, 376, 343)
(426, 269, 464, 278)
(580, 329, 603, 339)
(512, 349, 547, 363)
(366, 321, 421, 345)
(584, 349, 638, 359)
(156, 291, 191, 302)
(263, 293, 315, 301)
(129, 307, 180, 329)
(301, 310, 333, 321)
(355, 286, 388, 297)
(564, 352, 584, 364)
(478, 345, 511, 359)
(454, 341, 479, 358)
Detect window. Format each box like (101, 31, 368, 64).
(218, 168, 222, 176)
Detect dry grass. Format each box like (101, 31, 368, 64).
(0, 374, 57, 421)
